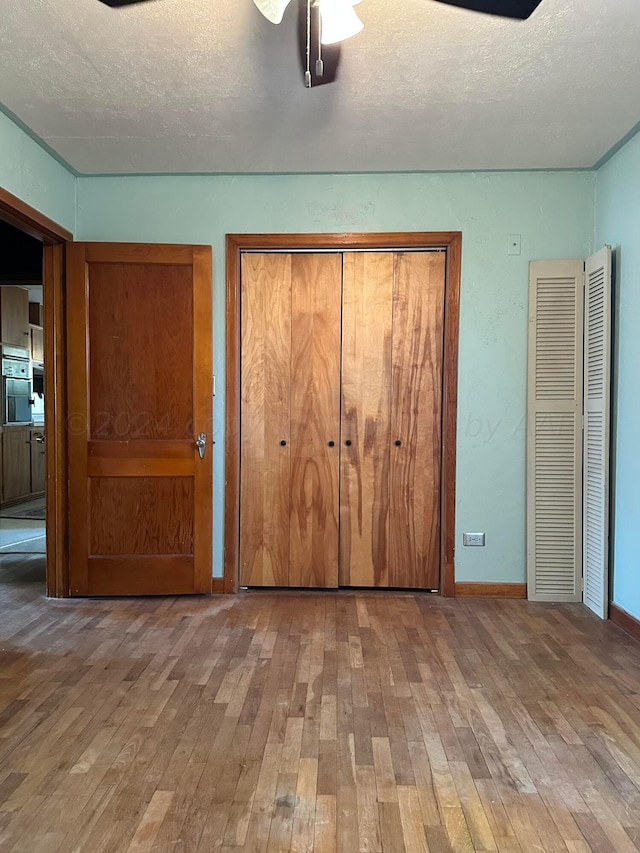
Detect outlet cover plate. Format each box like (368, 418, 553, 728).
(463, 532, 486, 547)
(507, 234, 521, 255)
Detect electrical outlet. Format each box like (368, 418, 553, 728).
(507, 234, 521, 255)
(463, 533, 486, 547)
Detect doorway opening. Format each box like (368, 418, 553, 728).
(0, 187, 71, 598)
(0, 219, 46, 589)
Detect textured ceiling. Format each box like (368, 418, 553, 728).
(1, 0, 639, 174)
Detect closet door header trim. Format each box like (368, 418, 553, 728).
(240, 247, 447, 254)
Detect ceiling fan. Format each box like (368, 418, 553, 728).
(98, 0, 542, 17)
(98, 0, 543, 86)
(252, 0, 542, 27)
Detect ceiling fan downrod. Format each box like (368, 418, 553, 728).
(316, 2, 324, 78)
(305, 0, 312, 87)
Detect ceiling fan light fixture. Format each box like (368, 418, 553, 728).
(252, 0, 293, 25)
(319, 0, 364, 45)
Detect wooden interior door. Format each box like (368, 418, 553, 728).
(67, 243, 212, 596)
(341, 251, 445, 590)
(239, 253, 341, 588)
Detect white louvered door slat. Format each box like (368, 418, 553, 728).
(583, 247, 612, 619)
(527, 261, 584, 601)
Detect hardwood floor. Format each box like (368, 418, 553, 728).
(1, 555, 640, 852)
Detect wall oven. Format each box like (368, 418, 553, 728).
(2, 347, 32, 426)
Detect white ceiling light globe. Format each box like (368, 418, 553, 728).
(320, 0, 364, 45)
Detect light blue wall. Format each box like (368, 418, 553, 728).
(77, 171, 594, 582)
(596, 131, 640, 621)
(0, 110, 75, 234)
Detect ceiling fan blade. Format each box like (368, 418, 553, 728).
(252, 0, 294, 25)
(431, 0, 542, 19)
(97, 0, 158, 7)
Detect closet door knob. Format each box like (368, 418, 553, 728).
(280, 440, 287, 447)
(345, 440, 352, 446)
(395, 440, 402, 447)
(328, 441, 335, 447)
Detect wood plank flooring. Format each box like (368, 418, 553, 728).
(1, 555, 640, 851)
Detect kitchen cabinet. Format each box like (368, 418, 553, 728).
(2, 427, 32, 503)
(29, 303, 43, 326)
(30, 429, 46, 494)
(0, 427, 46, 504)
(30, 326, 44, 363)
(1, 287, 30, 348)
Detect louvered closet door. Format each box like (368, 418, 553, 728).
(583, 247, 612, 619)
(239, 253, 341, 588)
(527, 260, 584, 602)
(340, 251, 445, 589)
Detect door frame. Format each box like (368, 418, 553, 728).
(0, 187, 72, 598)
(225, 232, 462, 596)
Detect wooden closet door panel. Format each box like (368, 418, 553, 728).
(389, 252, 445, 589)
(340, 253, 393, 587)
(240, 253, 291, 586)
(289, 253, 341, 588)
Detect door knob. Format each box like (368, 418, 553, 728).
(395, 440, 402, 446)
(345, 440, 352, 446)
(196, 432, 207, 459)
(280, 440, 287, 446)
(328, 441, 335, 447)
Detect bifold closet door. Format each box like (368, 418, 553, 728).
(340, 253, 394, 586)
(583, 247, 612, 619)
(390, 252, 445, 589)
(239, 252, 341, 588)
(526, 260, 584, 602)
(341, 251, 446, 589)
(240, 253, 291, 586)
(526, 251, 611, 612)
(289, 254, 342, 587)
